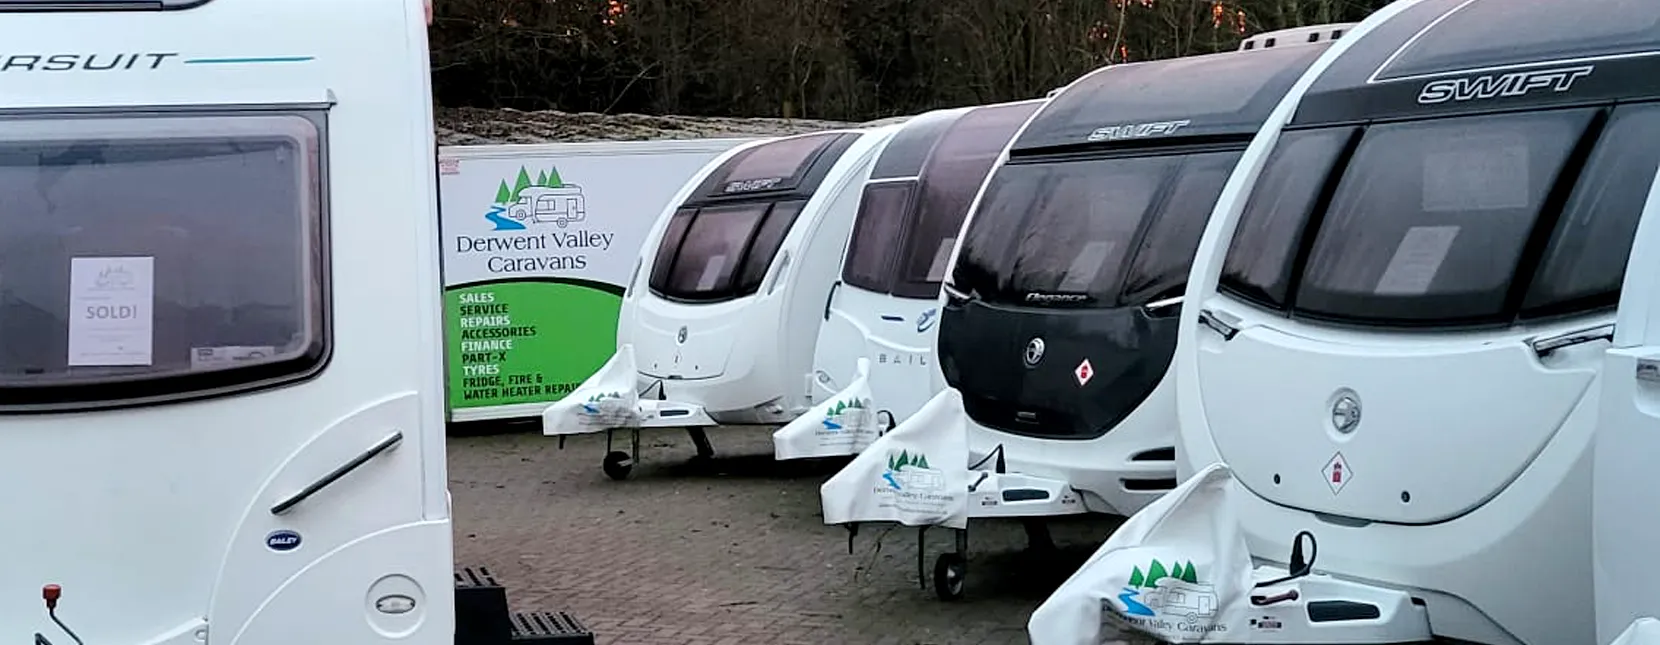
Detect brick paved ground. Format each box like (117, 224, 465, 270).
(449, 425, 1128, 645)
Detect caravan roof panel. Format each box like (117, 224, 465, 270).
(687, 131, 859, 202)
(1011, 44, 1327, 152)
(871, 108, 965, 180)
(1293, 0, 1660, 126)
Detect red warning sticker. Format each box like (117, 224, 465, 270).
(1075, 359, 1094, 386)
(1322, 452, 1351, 494)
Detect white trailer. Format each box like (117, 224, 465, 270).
(438, 139, 753, 424)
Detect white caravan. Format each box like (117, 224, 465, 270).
(543, 126, 902, 479)
(774, 99, 1043, 460)
(820, 37, 1338, 600)
(0, 0, 460, 644)
(1112, 0, 1660, 642)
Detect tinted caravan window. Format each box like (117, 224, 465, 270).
(0, 113, 327, 410)
(662, 203, 772, 296)
(891, 101, 1040, 299)
(1119, 151, 1243, 305)
(1293, 109, 1592, 325)
(840, 181, 915, 293)
(953, 150, 1235, 308)
(1223, 104, 1660, 327)
(1218, 128, 1354, 308)
(1522, 104, 1660, 317)
(649, 200, 806, 301)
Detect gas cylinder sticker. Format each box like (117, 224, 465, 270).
(1322, 452, 1351, 495)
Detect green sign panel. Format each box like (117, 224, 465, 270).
(444, 280, 622, 410)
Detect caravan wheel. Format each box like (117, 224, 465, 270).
(602, 450, 634, 480)
(933, 553, 966, 601)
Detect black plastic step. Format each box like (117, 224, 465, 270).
(455, 567, 512, 644)
(511, 611, 595, 644)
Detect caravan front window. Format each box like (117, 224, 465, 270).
(647, 199, 806, 302)
(661, 203, 771, 296)
(1219, 102, 1660, 327)
(953, 150, 1240, 308)
(841, 181, 915, 293)
(0, 112, 327, 411)
(1294, 110, 1589, 325)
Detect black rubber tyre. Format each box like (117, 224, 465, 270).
(933, 552, 967, 601)
(602, 450, 634, 481)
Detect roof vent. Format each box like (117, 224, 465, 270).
(1239, 22, 1356, 51)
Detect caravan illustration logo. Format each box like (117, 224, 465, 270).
(576, 390, 634, 427)
(487, 166, 588, 231)
(1109, 558, 1226, 635)
(880, 450, 941, 491)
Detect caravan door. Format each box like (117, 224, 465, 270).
(1594, 164, 1660, 645)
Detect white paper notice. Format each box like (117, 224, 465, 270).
(1374, 226, 1459, 295)
(67, 256, 155, 366)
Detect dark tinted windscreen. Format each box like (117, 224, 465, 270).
(890, 101, 1040, 298)
(647, 198, 806, 301)
(661, 203, 770, 297)
(1119, 150, 1243, 305)
(953, 151, 1232, 308)
(1378, 0, 1660, 81)
(1522, 104, 1660, 316)
(840, 181, 915, 292)
(1293, 109, 1592, 324)
(1219, 128, 1355, 308)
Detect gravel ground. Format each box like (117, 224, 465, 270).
(448, 426, 1126, 645)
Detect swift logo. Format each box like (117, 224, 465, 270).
(1087, 119, 1191, 142)
(1416, 65, 1594, 105)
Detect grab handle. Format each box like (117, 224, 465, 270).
(1529, 323, 1614, 358)
(1142, 295, 1184, 316)
(271, 431, 404, 515)
(1197, 309, 1239, 341)
(823, 280, 841, 320)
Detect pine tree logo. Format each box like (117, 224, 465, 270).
(494, 166, 566, 205)
(820, 397, 868, 430)
(1126, 558, 1200, 588)
(484, 165, 568, 231)
(885, 450, 930, 471)
(580, 390, 624, 414)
